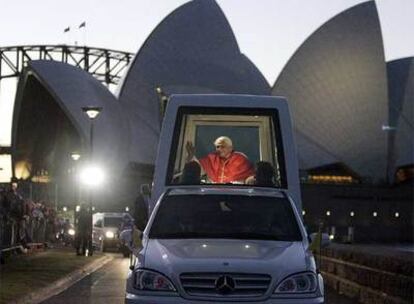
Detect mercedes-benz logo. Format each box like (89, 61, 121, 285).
(215, 275, 236, 294)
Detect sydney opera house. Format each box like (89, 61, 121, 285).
(2, 0, 413, 241)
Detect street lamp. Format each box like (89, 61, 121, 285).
(70, 152, 81, 204)
(382, 124, 397, 184)
(82, 106, 102, 256)
(80, 166, 105, 186)
(82, 107, 102, 156)
(71, 152, 81, 161)
(155, 86, 168, 117)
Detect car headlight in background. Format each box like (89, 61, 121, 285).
(274, 272, 317, 293)
(135, 269, 176, 291)
(68, 228, 75, 236)
(105, 231, 115, 239)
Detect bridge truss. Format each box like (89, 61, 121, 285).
(0, 45, 134, 86)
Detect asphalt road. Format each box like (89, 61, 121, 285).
(41, 254, 354, 304)
(41, 253, 128, 304)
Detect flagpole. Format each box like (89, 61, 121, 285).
(78, 22, 87, 46)
(63, 26, 71, 45)
(84, 24, 87, 46)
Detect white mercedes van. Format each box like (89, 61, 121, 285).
(92, 212, 132, 255)
(124, 95, 327, 303)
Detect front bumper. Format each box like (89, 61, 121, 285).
(125, 293, 324, 303)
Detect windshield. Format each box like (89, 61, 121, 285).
(104, 217, 122, 228)
(149, 194, 301, 241)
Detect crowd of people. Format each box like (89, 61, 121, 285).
(0, 182, 62, 250)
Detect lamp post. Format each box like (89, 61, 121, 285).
(155, 86, 168, 118)
(382, 124, 397, 184)
(70, 152, 81, 204)
(82, 106, 102, 256)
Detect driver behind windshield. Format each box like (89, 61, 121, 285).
(185, 136, 254, 184)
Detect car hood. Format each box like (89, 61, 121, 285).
(143, 238, 314, 282)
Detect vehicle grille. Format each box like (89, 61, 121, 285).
(180, 272, 271, 298)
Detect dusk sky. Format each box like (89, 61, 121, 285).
(0, 0, 412, 83)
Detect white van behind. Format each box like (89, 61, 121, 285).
(93, 212, 132, 256)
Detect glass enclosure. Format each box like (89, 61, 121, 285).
(166, 107, 286, 188)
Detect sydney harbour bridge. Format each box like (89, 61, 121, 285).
(0, 45, 133, 86)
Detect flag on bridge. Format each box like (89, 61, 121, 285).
(79, 22, 86, 28)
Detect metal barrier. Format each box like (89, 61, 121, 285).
(0, 213, 56, 249)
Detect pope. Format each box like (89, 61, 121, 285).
(186, 136, 254, 184)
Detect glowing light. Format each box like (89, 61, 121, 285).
(382, 125, 396, 131)
(244, 245, 250, 249)
(63, 207, 67, 212)
(68, 228, 75, 236)
(350, 211, 355, 217)
(326, 211, 331, 216)
(71, 152, 81, 161)
(309, 175, 354, 184)
(105, 231, 115, 238)
(125, 206, 129, 212)
(76, 205, 80, 212)
(14, 160, 31, 180)
(329, 234, 334, 240)
(82, 106, 102, 119)
(302, 210, 306, 216)
(80, 165, 105, 186)
(373, 211, 378, 217)
(202, 244, 207, 248)
(395, 212, 399, 218)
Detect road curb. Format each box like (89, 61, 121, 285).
(14, 254, 114, 304)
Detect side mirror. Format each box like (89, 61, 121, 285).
(310, 232, 330, 248)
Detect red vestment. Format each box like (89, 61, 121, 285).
(199, 151, 255, 183)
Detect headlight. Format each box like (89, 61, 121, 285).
(274, 272, 317, 293)
(105, 231, 115, 239)
(68, 229, 75, 236)
(134, 269, 176, 291)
